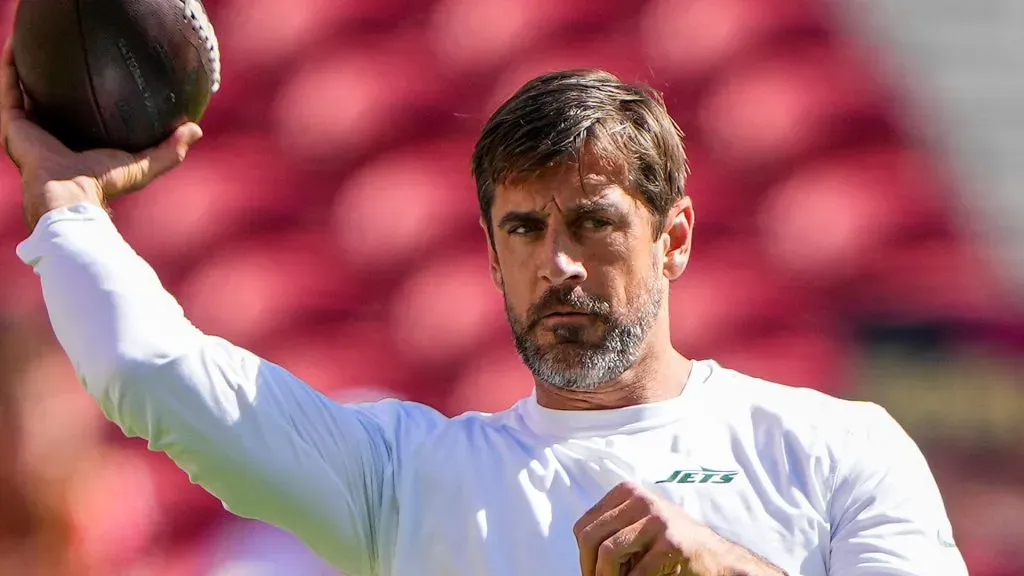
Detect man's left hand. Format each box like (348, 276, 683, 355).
(573, 481, 788, 576)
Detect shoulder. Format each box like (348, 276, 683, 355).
(703, 364, 963, 570)
(701, 361, 887, 445)
(699, 361, 913, 490)
(350, 397, 523, 453)
(347, 398, 448, 444)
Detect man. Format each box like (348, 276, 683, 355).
(2, 38, 967, 575)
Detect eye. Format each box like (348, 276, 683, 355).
(507, 222, 542, 236)
(580, 218, 613, 230)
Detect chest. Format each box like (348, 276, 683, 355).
(384, 434, 831, 576)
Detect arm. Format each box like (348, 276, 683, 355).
(16, 203, 426, 576)
(2, 39, 434, 574)
(828, 403, 968, 576)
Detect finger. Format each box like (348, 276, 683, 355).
(578, 498, 650, 576)
(1, 38, 26, 113)
(577, 483, 656, 576)
(625, 540, 685, 576)
(105, 122, 202, 195)
(595, 516, 664, 576)
(576, 482, 643, 538)
(146, 122, 203, 176)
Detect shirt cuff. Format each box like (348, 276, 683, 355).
(15, 202, 115, 266)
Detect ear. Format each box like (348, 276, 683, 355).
(480, 217, 504, 293)
(661, 196, 694, 281)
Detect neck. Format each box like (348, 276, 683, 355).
(533, 322, 692, 411)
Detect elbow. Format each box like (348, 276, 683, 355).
(79, 333, 206, 406)
(80, 334, 257, 442)
(80, 353, 160, 401)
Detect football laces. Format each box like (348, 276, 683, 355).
(180, 0, 221, 93)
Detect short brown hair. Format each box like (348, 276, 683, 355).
(472, 69, 689, 236)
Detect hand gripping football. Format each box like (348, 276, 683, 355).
(12, 0, 221, 152)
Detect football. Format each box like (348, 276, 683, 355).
(12, 0, 221, 152)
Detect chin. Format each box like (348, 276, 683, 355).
(537, 366, 620, 392)
(535, 336, 603, 355)
(541, 324, 606, 344)
(541, 351, 623, 383)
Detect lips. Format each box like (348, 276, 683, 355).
(543, 308, 588, 316)
(541, 310, 591, 321)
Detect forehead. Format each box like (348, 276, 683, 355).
(492, 148, 638, 213)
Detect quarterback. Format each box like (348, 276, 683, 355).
(2, 40, 967, 575)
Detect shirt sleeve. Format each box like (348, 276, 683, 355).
(827, 401, 968, 576)
(15, 203, 444, 576)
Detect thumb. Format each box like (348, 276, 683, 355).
(144, 122, 203, 178)
(106, 123, 203, 195)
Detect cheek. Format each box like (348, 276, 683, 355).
(578, 236, 629, 282)
(494, 241, 540, 286)
(496, 261, 535, 312)
(585, 237, 648, 292)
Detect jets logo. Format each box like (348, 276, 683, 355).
(656, 467, 739, 485)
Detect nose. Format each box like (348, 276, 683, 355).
(539, 232, 587, 287)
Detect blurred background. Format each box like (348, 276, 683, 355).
(1, 0, 1023, 573)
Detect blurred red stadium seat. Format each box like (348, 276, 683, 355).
(257, 321, 414, 395)
(641, 0, 829, 86)
(214, 0, 432, 71)
(0, 166, 40, 312)
(272, 30, 454, 163)
(947, 483, 1024, 574)
(0, 164, 20, 234)
(684, 146, 755, 236)
(429, 0, 628, 75)
(389, 252, 506, 366)
(215, 0, 349, 70)
(486, 30, 649, 113)
(14, 346, 106, 481)
(698, 43, 892, 172)
(844, 237, 1013, 323)
(332, 137, 481, 273)
(758, 147, 950, 285)
(710, 328, 851, 396)
(0, 1, 13, 36)
(66, 447, 162, 572)
(446, 345, 534, 415)
(113, 133, 295, 270)
(669, 241, 809, 358)
(0, 245, 44, 314)
(177, 232, 354, 346)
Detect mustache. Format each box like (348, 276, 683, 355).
(526, 286, 611, 329)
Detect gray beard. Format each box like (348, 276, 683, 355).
(505, 278, 663, 392)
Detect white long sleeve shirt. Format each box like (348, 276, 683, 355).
(17, 204, 969, 576)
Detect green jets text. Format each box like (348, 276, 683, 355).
(656, 467, 738, 485)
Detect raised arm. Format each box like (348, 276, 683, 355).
(18, 204, 411, 573)
(2, 39, 431, 575)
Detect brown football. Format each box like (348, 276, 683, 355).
(12, 0, 220, 152)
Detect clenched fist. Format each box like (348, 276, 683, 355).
(1, 38, 202, 230)
(574, 482, 788, 576)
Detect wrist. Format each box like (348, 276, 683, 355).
(696, 529, 788, 576)
(22, 178, 106, 230)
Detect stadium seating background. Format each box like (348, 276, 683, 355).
(1, 0, 1022, 573)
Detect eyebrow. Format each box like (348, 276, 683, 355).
(496, 198, 622, 229)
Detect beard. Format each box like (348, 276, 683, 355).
(504, 270, 663, 392)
